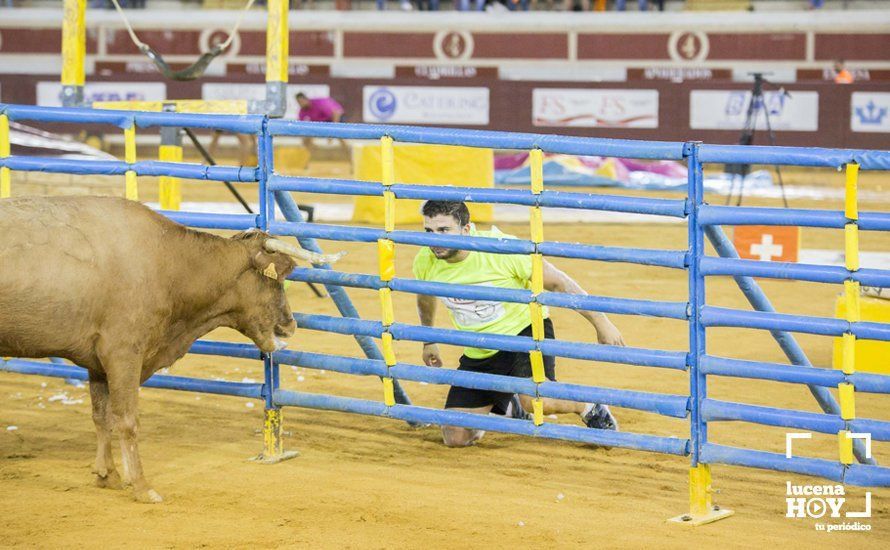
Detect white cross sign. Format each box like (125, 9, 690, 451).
(750, 234, 784, 261)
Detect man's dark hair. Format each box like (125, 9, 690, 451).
(295, 92, 308, 99)
(421, 200, 470, 226)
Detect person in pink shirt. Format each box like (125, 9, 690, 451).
(296, 92, 345, 123)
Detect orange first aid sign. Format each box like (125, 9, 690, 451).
(733, 226, 801, 263)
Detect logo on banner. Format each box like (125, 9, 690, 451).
(532, 89, 659, 128)
(850, 93, 890, 133)
(368, 88, 397, 121)
(690, 90, 818, 131)
(856, 102, 888, 126)
(199, 28, 240, 56)
(784, 433, 873, 532)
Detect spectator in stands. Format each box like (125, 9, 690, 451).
(833, 60, 854, 84)
(296, 92, 345, 123)
(615, 0, 664, 10)
(295, 92, 348, 153)
(809, 0, 825, 8)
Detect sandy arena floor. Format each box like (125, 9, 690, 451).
(2, 160, 890, 548)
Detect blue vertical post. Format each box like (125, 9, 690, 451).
(687, 142, 706, 466)
(255, 116, 297, 462)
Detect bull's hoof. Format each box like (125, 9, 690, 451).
(95, 470, 124, 490)
(133, 488, 163, 504)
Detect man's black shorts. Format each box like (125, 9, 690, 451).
(444, 318, 556, 411)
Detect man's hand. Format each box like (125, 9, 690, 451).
(422, 343, 443, 368)
(595, 318, 626, 347)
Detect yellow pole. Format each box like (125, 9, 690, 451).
(0, 113, 10, 198)
(528, 148, 545, 426)
(124, 124, 138, 201)
(839, 163, 860, 465)
(379, 136, 396, 407)
(61, 0, 86, 106)
(158, 145, 182, 210)
(266, 0, 289, 84)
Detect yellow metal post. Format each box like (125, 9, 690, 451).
(0, 113, 10, 198)
(124, 124, 138, 201)
(61, 0, 86, 106)
(252, 407, 299, 464)
(838, 162, 860, 467)
(669, 464, 734, 525)
(527, 148, 546, 426)
(158, 144, 182, 210)
(264, 0, 289, 116)
(378, 135, 397, 406)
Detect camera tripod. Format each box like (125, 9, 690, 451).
(725, 73, 790, 207)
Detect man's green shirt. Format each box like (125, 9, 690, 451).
(412, 226, 549, 359)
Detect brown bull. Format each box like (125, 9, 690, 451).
(0, 196, 341, 503)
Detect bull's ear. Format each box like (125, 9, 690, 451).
(252, 251, 295, 283)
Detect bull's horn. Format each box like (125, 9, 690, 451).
(263, 238, 346, 265)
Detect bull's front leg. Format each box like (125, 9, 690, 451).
(88, 370, 123, 490)
(105, 355, 162, 504)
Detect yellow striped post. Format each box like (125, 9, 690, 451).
(266, 0, 289, 85)
(839, 430, 854, 465)
(839, 162, 860, 466)
(61, 0, 86, 94)
(378, 135, 397, 406)
(528, 148, 546, 425)
(158, 145, 182, 210)
(0, 113, 10, 198)
(124, 124, 138, 201)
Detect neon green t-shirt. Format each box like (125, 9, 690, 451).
(412, 226, 549, 359)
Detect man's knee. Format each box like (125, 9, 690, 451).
(441, 426, 481, 447)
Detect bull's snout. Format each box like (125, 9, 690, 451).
(275, 317, 296, 338)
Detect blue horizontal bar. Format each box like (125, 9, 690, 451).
(267, 119, 687, 160)
(698, 144, 890, 171)
(537, 292, 689, 320)
(702, 398, 844, 434)
(849, 418, 890, 442)
(160, 211, 257, 230)
(700, 257, 890, 289)
(271, 348, 688, 417)
(702, 306, 890, 342)
(292, 313, 688, 370)
(700, 355, 844, 387)
(269, 221, 688, 269)
(268, 175, 687, 218)
(288, 267, 383, 290)
(701, 443, 845, 482)
(0, 104, 263, 133)
(288, 267, 687, 320)
(392, 277, 532, 304)
(189, 340, 262, 360)
(2, 103, 132, 128)
(0, 358, 263, 399)
(844, 464, 890, 487)
(698, 205, 890, 232)
(272, 389, 690, 455)
(701, 306, 843, 337)
(0, 156, 258, 183)
(536, 241, 688, 269)
(852, 371, 890, 395)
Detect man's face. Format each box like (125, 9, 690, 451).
(296, 96, 310, 108)
(423, 214, 469, 260)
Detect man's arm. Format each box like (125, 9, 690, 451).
(541, 260, 625, 346)
(417, 294, 443, 367)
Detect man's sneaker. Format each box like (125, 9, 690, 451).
(582, 404, 619, 431)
